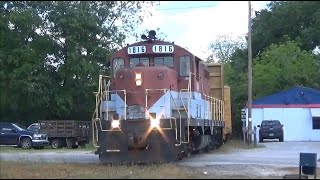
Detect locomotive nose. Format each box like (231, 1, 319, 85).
(114, 66, 177, 92)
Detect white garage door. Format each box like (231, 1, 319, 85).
(310, 108, 320, 117)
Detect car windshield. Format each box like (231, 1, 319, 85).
(12, 123, 26, 131)
(261, 121, 280, 126)
(28, 125, 39, 130)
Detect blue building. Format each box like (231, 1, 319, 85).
(245, 86, 320, 141)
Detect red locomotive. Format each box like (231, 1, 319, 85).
(92, 30, 228, 163)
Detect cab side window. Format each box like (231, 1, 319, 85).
(179, 56, 190, 76)
(113, 58, 124, 77)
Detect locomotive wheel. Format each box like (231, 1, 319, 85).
(204, 141, 215, 152)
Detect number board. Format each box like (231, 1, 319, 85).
(127, 45, 146, 55)
(152, 45, 174, 53)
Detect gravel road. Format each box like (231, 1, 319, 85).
(1, 142, 319, 165)
(1, 141, 319, 178)
(179, 141, 320, 167)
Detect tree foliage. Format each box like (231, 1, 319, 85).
(206, 34, 246, 64)
(253, 40, 320, 98)
(252, 1, 320, 57)
(206, 1, 320, 137)
(0, 1, 155, 125)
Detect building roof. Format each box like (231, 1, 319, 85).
(251, 86, 320, 108)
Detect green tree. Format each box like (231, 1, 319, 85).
(0, 1, 55, 123)
(206, 34, 248, 137)
(0, 1, 156, 124)
(253, 40, 320, 98)
(206, 34, 246, 64)
(224, 49, 249, 137)
(252, 1, 320, 57)
(206, 1, 320, 137)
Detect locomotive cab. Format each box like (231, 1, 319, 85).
(111, 57, 178, 121)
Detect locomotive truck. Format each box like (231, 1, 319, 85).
(92, 30, 232, 163)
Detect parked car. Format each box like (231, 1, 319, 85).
(0, 122, 49, 149)
(257, 120, 284, 142)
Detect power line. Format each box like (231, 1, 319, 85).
(156, 5, 216, 11)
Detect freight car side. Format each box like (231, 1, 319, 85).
(205, 63, 232, 141)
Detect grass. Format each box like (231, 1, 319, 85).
(212, 138, 266, 154)
(0, 161, 214, 179)
(1, 161, 318, 179)
(2, 139, 317, 179)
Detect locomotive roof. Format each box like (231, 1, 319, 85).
(110, 39, 226, 69)
(129, 39, 192, 53)
(111, 39, 207, 63)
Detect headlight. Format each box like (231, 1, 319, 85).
(135, 73, 141, 80)
(33, 134, 42, 138)
(136, 79, 142, 86)
(111, 120, 120, 129)
(150, 119, 160, 128)
(135, 73, 142, 86)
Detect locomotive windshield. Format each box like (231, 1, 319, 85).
(130, 57, 149, 67)
(154, 56, 174, 67)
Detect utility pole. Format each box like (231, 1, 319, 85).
(247, 1, 253, 145)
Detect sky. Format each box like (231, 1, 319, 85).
(125, 1, 270, 60)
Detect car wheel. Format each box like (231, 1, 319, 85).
(279, 135, 284, 142)
(20, 138, 32, 149)
(51, 139, 62, 149)
(259, 137, 263, 143)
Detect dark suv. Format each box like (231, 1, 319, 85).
(257, 120, 284, 142)
(0, 122, 49, 149)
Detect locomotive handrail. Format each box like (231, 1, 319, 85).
(92, 75, 110, 147)
(179, 88, 190, 144)
(202, 95, 224, 121)
(179, 72, 194, 144)
(168, 91, 182, 146)
(203, 94, 212, 119)
(165, 117, 180, 147)
(186, 72, 193, 143)
(92, 72, 226, 149)
(92, 94, 101, 147)
(92, 118, 99, 148)
(145, 88, 170, 124)
(92, 117, 123, 148)
(145, 88, 170, 120)
(102, 89, 127, 121)
(145, 88, 182, 146)
(95, 117, 122, 132)
(92, 75, 129, 147)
